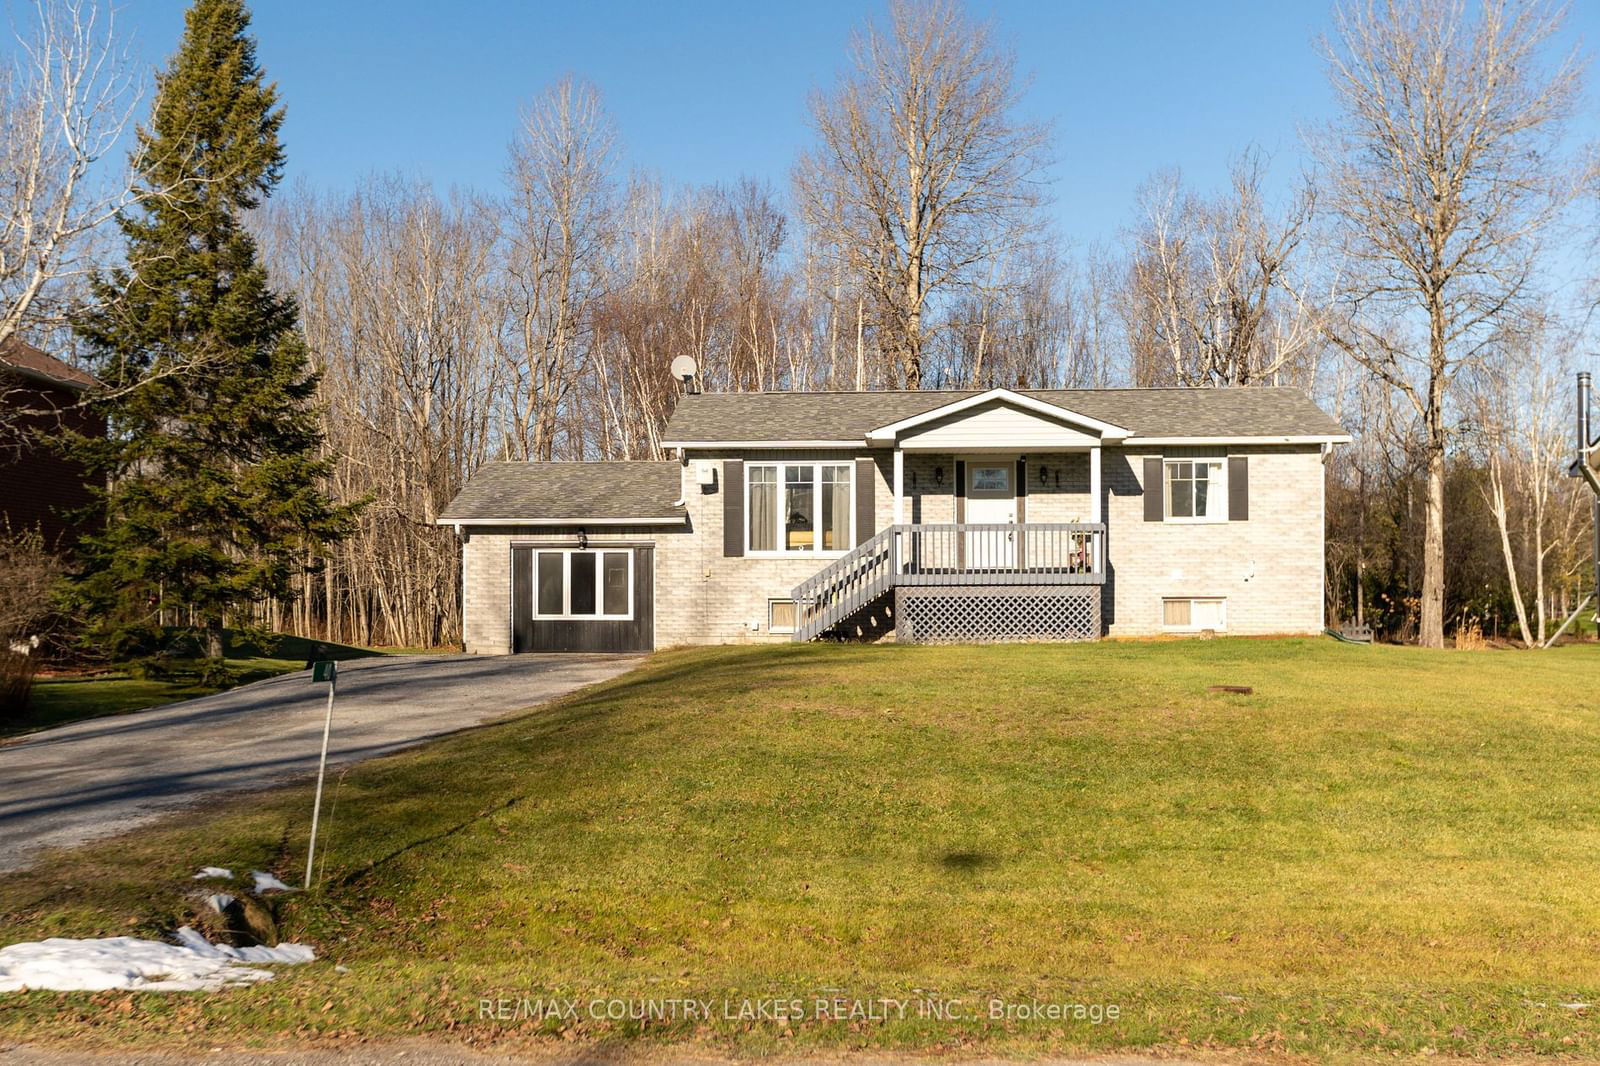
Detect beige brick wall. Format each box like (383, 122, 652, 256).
(1102, 445, 1326, 636)
(456, 443, 1328, 652)
(672, 449, 888, 646)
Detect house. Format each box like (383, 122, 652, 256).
(0, 338, 101, 552)
(439, 386, 1350, 653)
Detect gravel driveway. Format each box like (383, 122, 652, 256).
(0, 653, 641, 874)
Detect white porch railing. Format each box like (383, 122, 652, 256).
(790, 522, 1105, 642)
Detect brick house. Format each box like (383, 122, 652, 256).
(441, 386, 1349, 652)
(0, 338, 101, 551)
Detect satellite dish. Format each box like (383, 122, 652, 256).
(670, 355, 698, 383)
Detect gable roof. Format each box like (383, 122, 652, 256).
(0, 338, 96, 391)
(662, 386, 1348, 446)
(865, 387, 1132, 443)
(439, 461, 684, 525)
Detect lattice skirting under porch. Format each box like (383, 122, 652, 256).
(894, 585, 1102, 644)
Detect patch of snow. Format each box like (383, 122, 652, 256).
(192, 867, 233, 880)
(251, 871, 294, 893)
(0, 927, 314, 992)
(203, 893, 235, 914)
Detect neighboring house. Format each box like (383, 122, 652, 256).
(440, 386, 1350, 653)
(0, 338, 101, 552)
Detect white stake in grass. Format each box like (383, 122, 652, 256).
(305, 659, 337, 888)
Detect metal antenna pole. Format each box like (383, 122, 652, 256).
(305, 665, 336, 888)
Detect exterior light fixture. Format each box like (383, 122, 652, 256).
(577, 528, 588, 550)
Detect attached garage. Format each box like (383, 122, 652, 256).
(511, 543, 655, 652)
(439, 461, 686, 655)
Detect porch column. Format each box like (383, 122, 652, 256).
(1088, 445, 1102, 523)
(892, 447, 905, 526)
(892, 447, 905, 573)
(1088, 445, 1102, 571)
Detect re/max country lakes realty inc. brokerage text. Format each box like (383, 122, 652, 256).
(478, 995, 1123, 1026)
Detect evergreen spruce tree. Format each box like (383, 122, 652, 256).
(68, 0, 350, 666)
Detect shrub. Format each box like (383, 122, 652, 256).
(0, 527, 61, 720)
(127, 653, 239, 688)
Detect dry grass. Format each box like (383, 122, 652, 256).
(4, 637, 1600, 1059)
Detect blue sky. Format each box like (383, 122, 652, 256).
(89, 1, 1600, 250)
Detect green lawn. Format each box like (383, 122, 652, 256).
(13, 657, 306, 736)
(6, 634, 404, 737)
(4, 638, 1600, 1059)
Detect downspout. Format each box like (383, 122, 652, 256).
(1580, 373, 1600, 598)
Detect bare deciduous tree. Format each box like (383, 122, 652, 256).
(1125, 153, 1321, 388)
(0, 0, 138, 349)
(501, 76, 616, 461)
(794, 0, 1050, 388)
(259, 179, 503, 648)
(1467, 318, 1588, 646)
(1313, 0, 1583, 647)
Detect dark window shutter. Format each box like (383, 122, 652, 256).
(722, 460, 743, 557)
(1015, 459, 1027, 521)
(954, 460, 966, 523)
(854, 457, 876, 544)
(1143, 457, 1164, 521)
(1228, 455, 1249, 521)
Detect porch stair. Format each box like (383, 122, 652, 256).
(790, 526, 899, 642)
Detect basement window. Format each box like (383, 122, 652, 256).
(768, 599, 797, 634)
(1162, 597, 1226, 631)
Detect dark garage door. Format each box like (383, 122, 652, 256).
(511, 544, 654, 652)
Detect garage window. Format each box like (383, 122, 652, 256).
(535, 550, 632, 619)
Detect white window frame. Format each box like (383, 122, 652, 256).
(533, 548, 634, 621)
(1163, 458, 1228, 523)
(1161, 597, 1227, 632)
(745, 461, 855, 557)
(767, 598, 797, 634)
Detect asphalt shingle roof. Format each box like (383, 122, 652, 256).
(662, 387, 1347, 443)
(0, 338, 96, 390)
(440, 461, 683, 522)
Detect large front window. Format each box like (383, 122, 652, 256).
(1164, 459, 1226, 521)
(748, 462, 853, 553)
(534, 549, 633, 619)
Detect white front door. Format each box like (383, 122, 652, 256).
(965, 460, 1016, 568)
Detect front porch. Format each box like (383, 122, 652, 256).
(790, 521, 1107, 642)
(791, 389, 1122, 643)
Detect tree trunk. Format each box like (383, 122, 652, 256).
(204, 618, 225, 662)
(1488, 470, 1534, 647)
(1419, 447, 1446, 648)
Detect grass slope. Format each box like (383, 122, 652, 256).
(4, 638, 1600, 1058)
